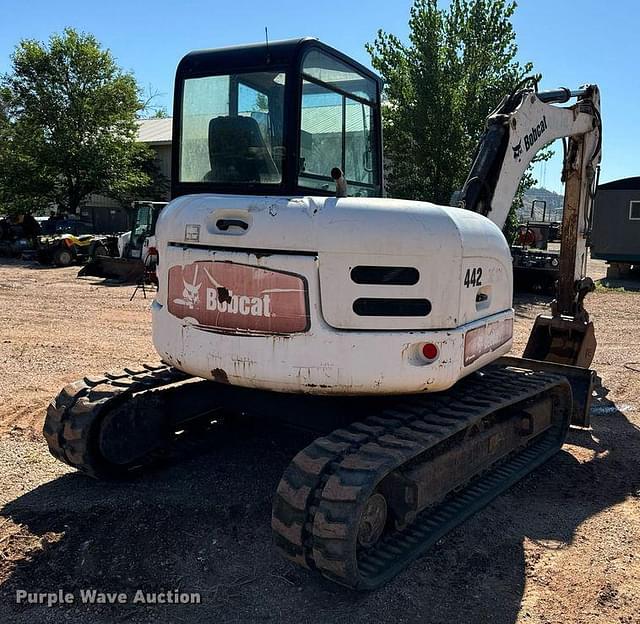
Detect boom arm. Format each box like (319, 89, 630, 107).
(460, 84, 602, 368)
(460, 85, 601, 234)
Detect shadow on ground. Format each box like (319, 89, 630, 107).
(513, 292, 554, 317)
(0, 257, 87, 274)
(0, 383, 638, 624)
(0, 257, 51, 270)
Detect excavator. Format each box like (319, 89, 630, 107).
(43, 38, 602, 590)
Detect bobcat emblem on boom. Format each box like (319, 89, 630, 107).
(512, 139, 523, 160)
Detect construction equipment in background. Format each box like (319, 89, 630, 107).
(36, 232, 110, 267)
(44, 39, 601, 590)
(5, 216, 110, 266)
(78, 201, 165, 283)
(512, 199, 562, 291)
(0, 214, 41, 257)
(518, 200, 562, 248)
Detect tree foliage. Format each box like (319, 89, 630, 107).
(0, 28, 163, 215)
(367, 0, 546, 236)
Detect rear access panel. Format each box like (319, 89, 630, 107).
(154, 248, 512, 394)
(167, 261, 309, 334)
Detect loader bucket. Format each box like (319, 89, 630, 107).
(523, 314, 596, 369)
(78, 257, 145, 284)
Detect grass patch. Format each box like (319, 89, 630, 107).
(595, 280, 639, 293)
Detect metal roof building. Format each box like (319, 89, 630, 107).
(136, 117, 173, 145)
(136, 118, 172, 181)
(79, 118, 173, 226)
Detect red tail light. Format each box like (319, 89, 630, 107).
(422, 343, 438, 360)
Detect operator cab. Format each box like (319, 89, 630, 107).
(172, 38, 383, 199)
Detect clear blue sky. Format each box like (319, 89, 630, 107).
(2, 0, 637, 192)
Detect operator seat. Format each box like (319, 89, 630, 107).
(206, 116, 279, 183)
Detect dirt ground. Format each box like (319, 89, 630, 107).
(0, 257, 639, 624)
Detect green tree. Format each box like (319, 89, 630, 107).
(0, 86, 55, 214)
(255, 93, 269, 112)
(0, 28, 157, 215)
(367, 0, 547, 238)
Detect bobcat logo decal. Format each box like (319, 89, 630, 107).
(173, 264, 202, 309)
(512, 139, 523, 161)
(168, 261, 310, 334)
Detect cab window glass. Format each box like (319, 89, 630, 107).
(345, 99, 375, 186)
(300, 82, 342, 181)
(180, 72, 285, 184)
(302, 50, 376, 102)
(299, 51, 379, 196)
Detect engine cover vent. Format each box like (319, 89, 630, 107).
(353, 298, 432, 317)
(350, 266, 420, 285)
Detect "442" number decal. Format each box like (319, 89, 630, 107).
(464, 267, 483, 288)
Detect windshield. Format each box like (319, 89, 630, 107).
(179, 71, 286, 185)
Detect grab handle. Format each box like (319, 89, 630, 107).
(216, 218, 249, 232)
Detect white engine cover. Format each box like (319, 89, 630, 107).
(151, 194, 514, 394)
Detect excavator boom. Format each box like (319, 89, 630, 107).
(460, 84, 602, 366)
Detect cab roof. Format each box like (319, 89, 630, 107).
(175, 37, 382, 86)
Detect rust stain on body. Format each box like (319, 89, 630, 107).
(211, 368, 229, 384)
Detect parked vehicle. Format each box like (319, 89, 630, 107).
(79, 201, 165, 282)
(0, 214, 41, 257)
(511, 200, 562, 291)
(36, 233, 109, 267)
(40, 218, 95, 237)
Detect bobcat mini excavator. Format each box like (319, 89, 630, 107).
(44, 39, 602, 589)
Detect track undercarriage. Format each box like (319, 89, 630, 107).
(44, 358, 593, 589)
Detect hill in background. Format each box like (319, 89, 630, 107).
(520, 187, 564, 221)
